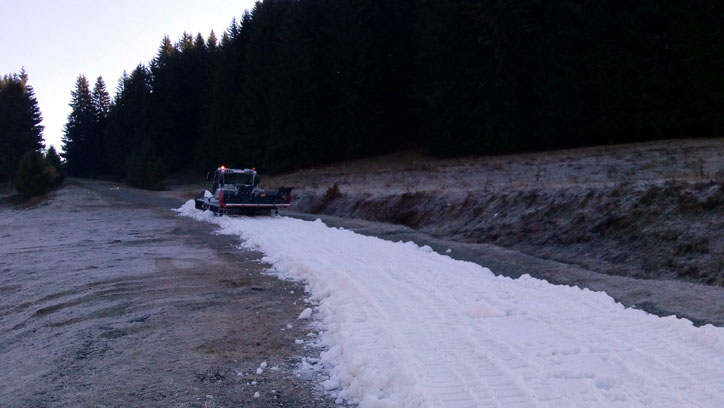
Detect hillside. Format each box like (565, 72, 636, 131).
(265, 138, 724, 287)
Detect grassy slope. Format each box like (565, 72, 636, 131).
(266, 138, 724, 287)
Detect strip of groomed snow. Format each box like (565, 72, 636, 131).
(176, 201, 724, 408)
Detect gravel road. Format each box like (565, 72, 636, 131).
(0, 180, 334, 407)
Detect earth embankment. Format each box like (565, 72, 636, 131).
(270, 138, 724, 288)
(295, 180, 724, 286)
(263, 138, 724, 325)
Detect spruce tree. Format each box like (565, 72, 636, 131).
(226, 17, 240, 41)
(62, 75, 95, 176)
(92, 76, 111, 119)
(90, 76, 111, 174)
(103, 66, 152, 178)
(0, 69, 45, 180)
(155, 36, 175, 69)
(194, 33, 206, 51)
(207, 30, 218, 52)
(179, 32, 194, 52)
(149, 32, 208, 172)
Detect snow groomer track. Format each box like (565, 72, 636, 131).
(178, 201, 724, 408)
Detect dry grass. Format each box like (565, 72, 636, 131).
(264, 138, 724, 197)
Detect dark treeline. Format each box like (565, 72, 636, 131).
(63, 0, 724, 182)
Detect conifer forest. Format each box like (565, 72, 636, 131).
(5, 1, 724, 186)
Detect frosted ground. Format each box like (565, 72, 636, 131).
(178, 201, 724, 407)
(0, 183, 335, 407)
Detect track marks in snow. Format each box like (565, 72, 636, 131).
(177, 202, 724, 407)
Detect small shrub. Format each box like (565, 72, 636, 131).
(14, 151, 52, 197)
(322, 183, 341, 203)
(312, 183, 341, 213)
(45, 146, 64, 188)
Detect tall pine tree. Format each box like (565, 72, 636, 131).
(0, 69, 45, 180)
(103, 66, 152, 178)
(92, 76, 111, 119)
(90, 76, 111, 174)
(62, 75, 95, 176)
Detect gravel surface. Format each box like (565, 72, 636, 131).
(0, 180, 335, 407)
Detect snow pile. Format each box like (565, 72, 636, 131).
(298, 307, 313, 319)
(176, 201, 724, 407)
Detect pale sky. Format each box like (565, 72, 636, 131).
(1, 0, 257, 151)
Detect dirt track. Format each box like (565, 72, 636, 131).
(0, 180, 334, 407)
